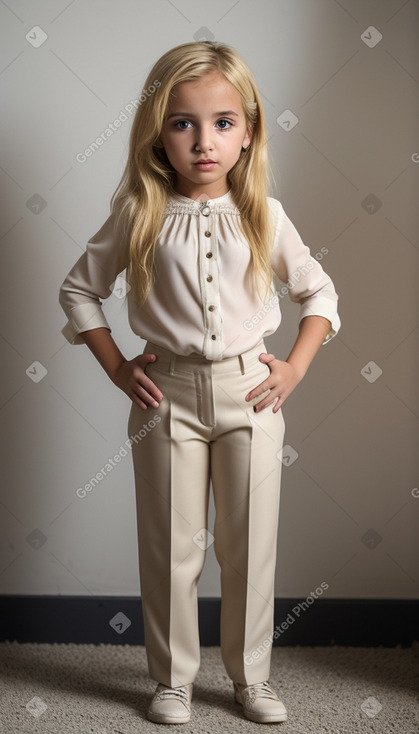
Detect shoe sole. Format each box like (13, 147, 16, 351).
(242, 711, 288, 723)
(235, 693, 288, 723)
(147, 710, 191, 724)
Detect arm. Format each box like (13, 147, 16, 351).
(58, 211, 129, 345)
(245, 199, 341, 412)
(246, 315, 332, 412)
(285, 314, 332, 380)
(268, 198, 341, 345)
(58, 213, 162, 409)
(79, 327, 127, 383)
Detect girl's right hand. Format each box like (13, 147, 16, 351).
(112, 353, 163, 410)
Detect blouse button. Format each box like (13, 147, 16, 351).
(206, 275, 213, 282)
(208, 305, 215, 311)
(211, 334, 216, 340)
(204, 231, 211, 237)
(201, 206, 211, 216)
(206, 252, 213, 258)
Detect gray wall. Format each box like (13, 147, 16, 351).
(0, 0, 418, 601)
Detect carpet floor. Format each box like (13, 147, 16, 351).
(0, 641, 418, 733)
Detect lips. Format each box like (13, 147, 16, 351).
(195, 160, 216, 164)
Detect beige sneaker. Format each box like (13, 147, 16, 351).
(147, 682, 193, 724)
(234, 680, 288, 723)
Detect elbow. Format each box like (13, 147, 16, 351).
(58, 280, 73, 316)
(58, 281, 67, 310)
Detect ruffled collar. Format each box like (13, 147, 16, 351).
(165, 188, 240, 214)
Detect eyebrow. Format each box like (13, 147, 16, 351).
(166, 110, 239, 119)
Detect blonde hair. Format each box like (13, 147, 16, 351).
(110, 41, 274, 307)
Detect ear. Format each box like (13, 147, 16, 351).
(243, 123, 253, 149)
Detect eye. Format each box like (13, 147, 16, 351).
(216, 119, 232, 129)
(172, 118, 233, 130)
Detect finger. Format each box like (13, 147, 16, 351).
(270, 396, 284, 412)
(141, 376, 164, 401)
(272, 397, 283, 412)
(133, 382, 161, 408)
(137, 366, 164, 401)
(246, 381, 271, 401)
(131, 394, 148, 410)
(254, 394, 280, 412)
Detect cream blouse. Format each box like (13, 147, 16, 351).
(59, 189, 341, 361)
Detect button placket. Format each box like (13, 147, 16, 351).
(198, 203, 223, 359)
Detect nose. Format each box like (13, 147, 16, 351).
(194, 124, 214, 152)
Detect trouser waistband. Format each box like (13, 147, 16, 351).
(143, 339, 266, 376)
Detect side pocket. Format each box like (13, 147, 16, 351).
(244, 360, 271, 410)
(243, 360, 286, 449)
(245, 359, 285, 426)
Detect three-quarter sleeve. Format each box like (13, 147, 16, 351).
(268, 198, 341, 344)
(58, 211, 130, 345)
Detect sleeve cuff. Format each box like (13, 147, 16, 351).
(299, 297, 341, 345)
(61, 302, 111, 345)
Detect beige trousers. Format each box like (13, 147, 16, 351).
(127, 337, 285, 688)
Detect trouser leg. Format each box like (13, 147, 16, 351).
(127, 360, 211, 687)
(210, 356, 285, 685)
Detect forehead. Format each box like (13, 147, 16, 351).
(168, 71, 243, 110)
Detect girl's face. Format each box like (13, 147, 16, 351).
(159, 70, 252, 200)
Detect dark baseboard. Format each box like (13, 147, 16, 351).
(1, 597, 417, 647)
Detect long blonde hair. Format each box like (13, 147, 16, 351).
(110, 41, 274, 307)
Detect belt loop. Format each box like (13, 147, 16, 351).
(169, 354, 176, 375)
(238, 353, 245, 375)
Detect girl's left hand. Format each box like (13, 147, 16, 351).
(245, 352, 303, 413)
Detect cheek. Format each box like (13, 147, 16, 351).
(224, 129, 245, 151)
(223, 136, 244, 161)
(164, 136, 188, 160)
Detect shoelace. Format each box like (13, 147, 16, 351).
(242, 681, 278, 701)
(155, 685, 190, 704)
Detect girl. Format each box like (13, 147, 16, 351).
(59, 41, 340, 725)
